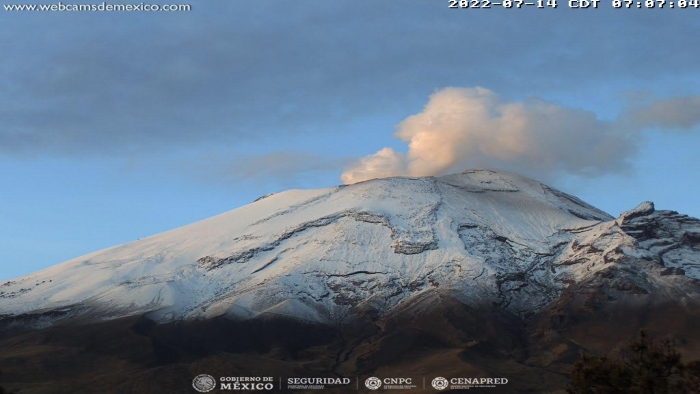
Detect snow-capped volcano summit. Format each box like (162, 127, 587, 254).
(2, 169, 698, 328)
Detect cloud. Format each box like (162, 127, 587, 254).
(342, 87, 640, 183)
(183, 151, 347, 189)
(626, 96, 700, 130)
(2, 3, 700, 157)
(220, 151, 339, 182)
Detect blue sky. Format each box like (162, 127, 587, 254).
(1, 1, 699, 280)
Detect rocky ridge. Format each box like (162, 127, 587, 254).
(0, 170, 698, 331)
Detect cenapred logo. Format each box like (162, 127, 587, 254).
(365, 377, 382, 390)
(192, 374, 217, 393)
(431, 377, 449, 390)
(431, 376, 509, 390)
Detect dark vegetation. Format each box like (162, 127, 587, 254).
(3, 289, 700, 393)
(567, 330, 700, 394)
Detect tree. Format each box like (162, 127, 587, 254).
(0, 370, 7, 394)
(567, 330, 700, 394)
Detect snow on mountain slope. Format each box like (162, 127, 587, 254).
(1, 169, 697, 327)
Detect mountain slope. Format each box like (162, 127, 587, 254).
(1, 170, 620, 326)
(2, 169, 700, 394)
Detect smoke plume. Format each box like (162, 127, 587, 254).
(341, 87, 638, 184)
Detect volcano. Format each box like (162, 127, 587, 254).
(2, 169, 699, 393)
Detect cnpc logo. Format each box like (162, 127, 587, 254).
(365, 377, 414, 390)
(365, 377, 382, 390)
